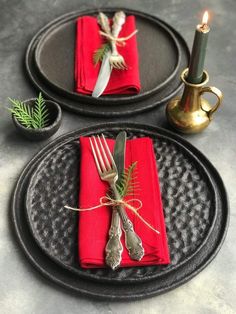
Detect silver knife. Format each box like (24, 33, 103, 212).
(92, 50, 112, 98)
(104, 131, 124, 269)
(92, 12, 126, 98)
(113, 132, 145, 261)
(92, 12, 112, 98)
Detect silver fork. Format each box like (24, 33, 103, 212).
(90, 134, 144, 270)
(110, 11, 127, 70)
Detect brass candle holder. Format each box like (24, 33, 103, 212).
(166, 68, 223, 133)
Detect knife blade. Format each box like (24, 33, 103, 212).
(92, 51, 112, 98)
(113, 131, 127, 182)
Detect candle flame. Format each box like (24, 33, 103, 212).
(202, 11, 209, 25)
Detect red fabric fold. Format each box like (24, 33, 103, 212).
(75, 16, 141, 95)
(78, 136, 170, 268)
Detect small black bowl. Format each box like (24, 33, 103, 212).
(12, 98, 62, 141)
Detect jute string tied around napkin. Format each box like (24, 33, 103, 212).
(99, 29, 138, 47)
(65, 195, 160, 234)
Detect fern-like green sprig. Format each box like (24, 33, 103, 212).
(116, 162, 140, 198)
(8, 93, 49, 129)
(33, 92, 49, 129)
(93, 43, 111, 65)
(8, 98, 33, 128)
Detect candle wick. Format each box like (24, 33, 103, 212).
(200, 23, 209, 32)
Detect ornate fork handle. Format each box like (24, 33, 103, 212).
(105, 209, 123, 270)
(111, 183, 145, 261)
(111, 11, 126, 56)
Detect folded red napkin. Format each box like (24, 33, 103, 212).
(78, 136, 170, 268)
(75, 16, 141, 95)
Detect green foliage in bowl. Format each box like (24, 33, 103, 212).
(8, 92, 49, 129)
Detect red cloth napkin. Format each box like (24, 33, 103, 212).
(78, 136, 170, 268)
(75, 16, 141, 95)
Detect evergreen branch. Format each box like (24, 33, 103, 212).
(116, 162, 139, 198)
(8, 98, 33, 128)
(93, 43, 111, 65)
(8, 93, 49, 129)
(32, 92, 49, 128)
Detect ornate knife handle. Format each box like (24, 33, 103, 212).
(97, 12, 111, 35)
(111, 184, 145, 261)
(105, 208, 123, 270)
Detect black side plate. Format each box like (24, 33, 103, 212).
(25, 8, 190, 117)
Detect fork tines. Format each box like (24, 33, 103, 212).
(89, 134, 117, 174)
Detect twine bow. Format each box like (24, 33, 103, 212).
(99, 29, 138, 47)
(65, 195, 160, 234)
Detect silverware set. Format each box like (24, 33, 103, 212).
(92, 11, 128, 98)
(90, 133, 144, 270)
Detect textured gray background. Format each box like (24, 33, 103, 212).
(0, 0, 235, 313)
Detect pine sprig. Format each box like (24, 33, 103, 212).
(33, 92, 49, 129)
(116, 162, 140, 198)
(8, 98, 33, 128)
(93, 43, 111, 65)
(8, 93, 49, 129)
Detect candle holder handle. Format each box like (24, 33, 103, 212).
(199, 86, 223, 120)
(166, 68, 223, 133)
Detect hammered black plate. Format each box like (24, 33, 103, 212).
(12, 123, 229, 300)
(25, 8, 190, 117)
(25, 128, 216, 283)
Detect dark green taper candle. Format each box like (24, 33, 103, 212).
(187, 11, 210, 84)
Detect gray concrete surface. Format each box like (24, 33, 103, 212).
(0, 0, 235, 313)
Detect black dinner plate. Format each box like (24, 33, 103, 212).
(25, 8, 190, 117)
(12, 123, 229, 300)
